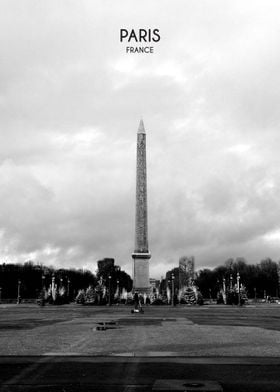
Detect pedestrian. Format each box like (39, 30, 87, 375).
(174, 293, 178, 306)
(134, 292, 139, 310)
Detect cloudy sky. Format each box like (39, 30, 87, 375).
(1, 0, 280, 278)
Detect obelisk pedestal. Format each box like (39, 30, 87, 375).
(132, 119, 151, 294)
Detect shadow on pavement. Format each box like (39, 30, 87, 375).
(0, 356, 280, 392)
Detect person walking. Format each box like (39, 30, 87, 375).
(134, 292, 139, 310)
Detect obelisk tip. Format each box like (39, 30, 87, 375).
(138, 119, 145, 134)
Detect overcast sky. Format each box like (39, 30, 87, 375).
(1, 0, 280, 278)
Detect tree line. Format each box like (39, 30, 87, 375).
(196, 258, 280, 298)
(1, 257, 279, 301)
(161, 258, 280, 299)
(0, 259, 132, 300)
(195, 258, 280, 299)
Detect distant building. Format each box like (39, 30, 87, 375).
(179, 256, 195, 289)
(149, 278, 160, 295)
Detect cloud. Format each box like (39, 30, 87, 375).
(1, 0, 280, 278)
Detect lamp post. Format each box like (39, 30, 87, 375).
(254, 287, 257, 302)
(41, 274, 46, 302)
(171, 273, 175, 307)
(0, 287, 2, 303)
(237, 272, 240, 305)
(167, 279, 171, 304)
(216, 279, 220, 303)
(17, 280, 21, 304)
(108, 275, 111, 306)
(51, 275, 55, 289)
(51, 275, 55, 302)
(116, 280, 119, 302)
(230, 274, 233, 290)
(67, 279, 70, 298)
(39, 275, 46, 306)
(42, 275, 46, 290)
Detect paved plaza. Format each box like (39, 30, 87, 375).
(1, 303, 280, 391)
(1, 303, 280, 356)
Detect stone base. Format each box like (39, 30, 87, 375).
(132, 252, 151, 293)
(133, 287, 151, 295)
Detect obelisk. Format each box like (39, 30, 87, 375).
(132, 119, 151, 293)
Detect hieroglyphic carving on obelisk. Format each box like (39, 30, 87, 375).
(132, 119, 151, 293)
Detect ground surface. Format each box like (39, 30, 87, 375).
(0, 303, 280, 391)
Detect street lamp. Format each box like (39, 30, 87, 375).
(0, 287, 2, 303)
(167, 280, 171, 304)
(42, 275, 46, 302)
(39, 275, 46, 306)
(67, 279, 70, 298)
(51, 275, 56, 302)
(254, 287, 257, 302)
(42, 275, 46, 290)
(108, 275, 112, 306)
(116, 280, 120, 302)
(17, 280, 21, 304)
(171, 273, 175, 307)
(230, 274, 233, 290)
(237, 272, 240, 305)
